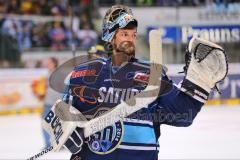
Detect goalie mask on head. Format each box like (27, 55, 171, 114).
(102, 5, 138, 43)
(181, 37, 228, 103)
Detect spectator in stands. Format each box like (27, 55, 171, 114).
(64, 22, 81, 50)
(77, 22, 97, 50)
(79, 12, 94, 31)
(1, 14, 23, 55)
(35, 0, 52, 15)
(7, 0, 20, 14)
(42, 57, 60, 148)
(48, 21, 66, 51)
(88, 44, 108, 59)
(0, 0, 99, 51)
(31, 22, 50, 48)
(136, 0, 154, 6)
(50, 0, 68, 17)
(0, 1, 7, 13)
(1, 17, 21, 38)
(76, 12, 97, 50)
(54, 0, 68, 15)
(69, 0, 93, 19)
(20, 21, 32, 51)
(20, 0, 34, 15)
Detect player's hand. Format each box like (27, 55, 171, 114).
(63, 127, 84, 154)
(181, 37, 228, 103)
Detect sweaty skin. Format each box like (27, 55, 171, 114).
(111, 28, 137, 66)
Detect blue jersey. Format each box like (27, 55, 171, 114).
(62, 57, 203, 160)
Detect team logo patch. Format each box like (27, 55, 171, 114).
(87, 121, 124, 154)
(133, 72, 149, 84)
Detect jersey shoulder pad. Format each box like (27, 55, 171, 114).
(134, 58, 168, 75)
(74, 58, 108, 71)
(70, 58, 108, 81)
(134, 58, 149, 66)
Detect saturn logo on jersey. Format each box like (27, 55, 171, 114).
(98, 87, 141, 104)
(87, 121, 124, 154)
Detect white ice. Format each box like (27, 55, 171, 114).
(159, 106, 240, 159)
(0, 106, 240, 159)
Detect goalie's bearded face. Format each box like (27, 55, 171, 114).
(112, 28, 137, 56)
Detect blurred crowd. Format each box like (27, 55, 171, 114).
(99, 0, 239, 7)
(0, 0, 99, 52)
(0, 0, 238, 53)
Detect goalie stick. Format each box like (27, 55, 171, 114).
(27, 29, 163, 160)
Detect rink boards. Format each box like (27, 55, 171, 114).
(167, 63, 240, 106)
(0, 64, 239, 115)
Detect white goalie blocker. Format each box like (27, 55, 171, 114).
(181, 37, 228, 103)
(41, 100, 83, 152)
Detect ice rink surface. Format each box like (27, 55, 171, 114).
(0, 106, 240, 160)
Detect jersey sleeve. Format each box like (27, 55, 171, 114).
(61, 58, 106, 113)
(149, 73, 203, 127)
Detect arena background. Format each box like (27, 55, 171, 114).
(0, 0, 240, 159)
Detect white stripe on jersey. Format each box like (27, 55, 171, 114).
(69, 95, 73, 105)
(175, 83, 206, 103)
(123, 118, 153, 126)
(118, 145, 159, 151)
(180, 88, 206, 103)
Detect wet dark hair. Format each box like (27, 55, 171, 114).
(123, 21, 138, 30)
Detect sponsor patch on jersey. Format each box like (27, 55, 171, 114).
(71, 69, 96, 79)
(133, 72, 149, 84)
(98, 87, 140, 104)
(87, 121, 124, 155)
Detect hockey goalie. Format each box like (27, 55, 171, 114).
(41, 5, 228, 160)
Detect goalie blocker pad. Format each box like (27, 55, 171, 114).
(42, 100, 79, 151)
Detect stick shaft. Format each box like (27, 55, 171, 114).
(27, 146, 53, 160)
